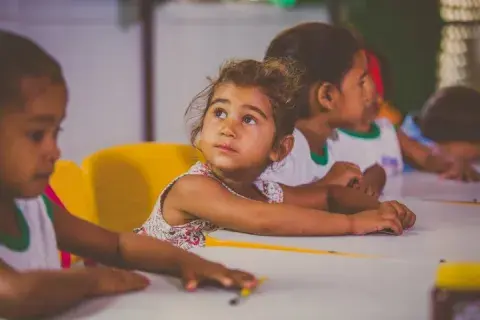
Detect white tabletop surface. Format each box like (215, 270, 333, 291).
(55, 247, 439, 320)
(383, 171, 480, 202)
(208, 199, 480, 262)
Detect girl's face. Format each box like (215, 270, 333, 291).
(322, 50, 377, 128)
(198, 83, 289, 176)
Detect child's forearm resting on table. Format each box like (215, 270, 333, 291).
(397, 130, 448, 172)
(0, 262, 105, 319)
(282, 183, 380, 213)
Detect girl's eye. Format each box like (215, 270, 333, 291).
(243, 115, 257, 125)
(28, 130, 45, 143)
(214, 108, 227, 119)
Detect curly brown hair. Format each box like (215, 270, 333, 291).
(185, 58, 302, 148)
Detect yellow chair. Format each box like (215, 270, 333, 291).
(49, 160, 97, 224)
(82, 143, 202, 233)
(49, 160, 97, 267)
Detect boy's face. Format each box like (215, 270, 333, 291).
(328, 50, 378, 129)
(0, 77, 67, 199)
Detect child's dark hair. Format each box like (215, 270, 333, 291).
(265, 22, 362, 119)
(419, 85, 480, 142)
(186, 58, 301, 146)
(0, 30, 65, 110)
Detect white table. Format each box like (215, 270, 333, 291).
(383, 171, 480, 203)
(55, 247, 439, 320)
(208, 199, 480, 262)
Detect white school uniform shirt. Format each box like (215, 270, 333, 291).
(0, 195, 60, 271)
(260, 128, 334, 186)
(330, 118, 403, 176)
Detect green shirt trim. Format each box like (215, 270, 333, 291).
(0, 205, 30, 252)
(310, 144, 329, 166)
(338, 122, 381, 139)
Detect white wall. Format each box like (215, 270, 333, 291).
(155, 3, 329, 143)
(0, 0, 143, 163)
(0, 0, 329, 162)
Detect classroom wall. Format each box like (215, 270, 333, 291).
(0, 0, 328, 163)
(0, 0, 143, 163)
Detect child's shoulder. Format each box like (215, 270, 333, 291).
(374, 117, 395, 130)
(15, 195, 52, 220)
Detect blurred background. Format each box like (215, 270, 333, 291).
(0, 0, 478, 163)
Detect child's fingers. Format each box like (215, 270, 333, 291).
(382, 217, 403, 235)
(181, 269, 199, 292)
(225, 270, 257, 289)
(440, 167, 462, 180)
(465, 167, 480, 182)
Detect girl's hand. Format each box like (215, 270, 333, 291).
(87, 267, 150, 297)
(176, 256, 257, 292)
(349, 201, 416, 235)
(322, 161, 363, 187)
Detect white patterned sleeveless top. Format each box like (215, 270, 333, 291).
(0, 195, 60, 270)
(135, 162, 284, 250)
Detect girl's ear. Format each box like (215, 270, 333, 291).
(269, 134, 294, 163)
(194, 132, 202, 149)
(316, 82, 338, 112)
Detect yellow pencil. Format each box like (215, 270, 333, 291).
(229, 277, 267, 305)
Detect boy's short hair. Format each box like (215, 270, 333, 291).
(0, 30, 65, 110)
(264, 22, 362, 119)
(420, 85, 480, 142)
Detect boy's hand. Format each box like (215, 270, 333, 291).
(88, 267, 150, 297)
(425, 150, 480, 182)
(439, 159, 480, 182)
(176, 255, 257, 292)
(349, 200, 416, 235)
(322, 161, 363, 187)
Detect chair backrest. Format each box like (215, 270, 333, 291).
(49, 160, 97, 224)
(82, 142, 201, 233)
(49, 160, 98, 268)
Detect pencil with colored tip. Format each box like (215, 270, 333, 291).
(229, 277, 267, 305)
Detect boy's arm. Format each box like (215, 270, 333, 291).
(0, 259, 102, 319)
(397, 130, 480, 181)
(52, 204, 255, 286)
(54, 205, 207, 273)
(362, 164, 387, 198)
(397, 129, 449, 172)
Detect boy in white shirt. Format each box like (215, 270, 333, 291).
(261, 22, 387, 197)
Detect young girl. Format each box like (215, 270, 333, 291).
(136, 58, 416, 250)
(260, 22, 387, 197)
(402, 85, 480, 167)
(0, 30, 257, 319)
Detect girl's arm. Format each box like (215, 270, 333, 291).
(0, 259, 147, 319)
(166, 175, 404, 236)
(52, 204, 256, 287)
(281, 183, 380, 213)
